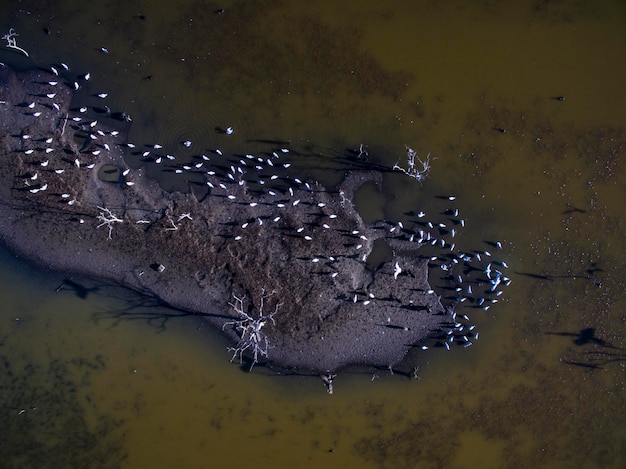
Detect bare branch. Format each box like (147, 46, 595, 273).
(222, 289, 281, 370)
(165, 214, 179, 231)
(3, 28, 29, 57)
(393, 146, 433, 183)
(96, 206, 123, 240)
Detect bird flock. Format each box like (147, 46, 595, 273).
(4, 54, 512, 359)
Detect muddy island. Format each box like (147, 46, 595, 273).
(0, 64, 508, 376)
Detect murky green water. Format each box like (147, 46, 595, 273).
(1, 1, 625, 468)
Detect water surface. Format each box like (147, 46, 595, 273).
(1, 1, 625, 468)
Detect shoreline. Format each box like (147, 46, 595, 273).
(0, 64, 461, 374)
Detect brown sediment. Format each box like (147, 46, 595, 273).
(0, 64, 449, 373)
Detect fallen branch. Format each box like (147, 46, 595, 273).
(393, 146, 433, 183)
(3, 28, 29, 57)
(96, 206, 123, 240)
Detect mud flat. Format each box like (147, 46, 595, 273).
(0, 64, 457, 374)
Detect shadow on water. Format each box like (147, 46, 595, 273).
(53, 276, 233, 332)
(90, 294, 233, 333)
(547, 327, 626, 370)
(54, 276, 100, 299)
(515, 262, 604, 286)
(548, 327, 623, 349)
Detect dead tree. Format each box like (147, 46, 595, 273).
(393, 146, 433, 182)
(222, 289, 280, 370)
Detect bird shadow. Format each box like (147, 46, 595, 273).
(547, 327, 625, 370)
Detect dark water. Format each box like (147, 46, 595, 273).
(1, 1, 625, 468)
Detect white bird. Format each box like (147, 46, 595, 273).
(393, 262, 402, 280)
(225, 127, 234, 135)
